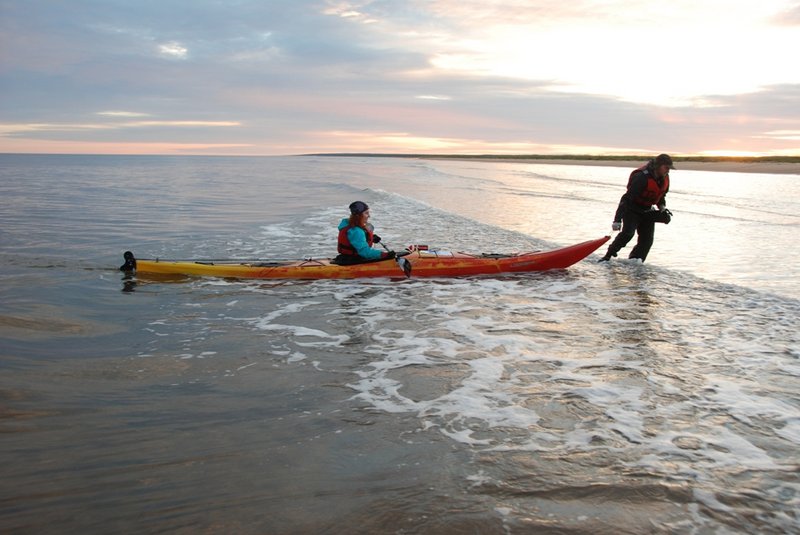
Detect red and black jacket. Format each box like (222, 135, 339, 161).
(615, 162, 669, 219)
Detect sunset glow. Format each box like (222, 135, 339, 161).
(1, 1, 798, 156)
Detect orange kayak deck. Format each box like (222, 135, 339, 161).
(128, 236, 609, 280)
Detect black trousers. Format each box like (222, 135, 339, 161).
(605, 210, 657, 261)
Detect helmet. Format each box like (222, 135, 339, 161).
(349, 201, 369, 215)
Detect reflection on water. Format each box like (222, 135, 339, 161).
(398, 160, 800, 299)
(121, 273, 136, 293)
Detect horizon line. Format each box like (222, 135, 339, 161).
(2, 152, 799, 163)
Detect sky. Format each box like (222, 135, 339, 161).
(1, 0, 799, 157)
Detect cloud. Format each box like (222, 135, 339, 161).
(158, 41, 188, 59)
(0, 137, 252, 155)
(97, 111, 151, 117)
(760, 130, 800, 141)
(773, 2, 800, 24)
(412, 3, 800, 106)
(1, 120, 239, 132)
(322, 1, 380, 24)
(0, 1, 798, 156)
(308, 128, 649, 155)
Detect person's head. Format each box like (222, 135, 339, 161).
(348, 200, 370, 227)
(653, 153, 675, 178)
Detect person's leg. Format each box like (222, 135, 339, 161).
(629, 219, 655, 261)
(601, 211, 639, 260)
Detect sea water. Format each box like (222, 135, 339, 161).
(1, 154, 798, 533)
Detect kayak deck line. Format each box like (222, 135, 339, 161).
(185, 259, 328, 268)
(121, 236, 610, 280)
(148, 249, 518, 265)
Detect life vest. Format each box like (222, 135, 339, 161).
(337, 224, 374, 255)
(628, 164, 669, 207)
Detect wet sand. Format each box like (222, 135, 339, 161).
(421, 157, 800, 175)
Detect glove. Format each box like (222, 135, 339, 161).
(372, 234, 381, 244)
(654, 209, 672, 224)
(612, 221, 621, 232)
(381, 251, 396, 260)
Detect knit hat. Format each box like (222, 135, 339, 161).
(349, 201, 369, 215)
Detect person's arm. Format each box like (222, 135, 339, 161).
(613, 195, 625, 223)
(657, 181, 669, 211)
(347, 227, 383, 260)
(627, 171, 648, 202)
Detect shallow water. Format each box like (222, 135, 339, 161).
(1, 154, 798, 533)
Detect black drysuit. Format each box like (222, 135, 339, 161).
(604, 163, 669, 262)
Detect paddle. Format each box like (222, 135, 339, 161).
(379, 242, 412, 278)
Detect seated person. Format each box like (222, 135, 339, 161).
(334, 201, 396, 265)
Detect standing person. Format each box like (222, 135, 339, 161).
(600, 154, 674, 262)
(334, 201, 396, 265)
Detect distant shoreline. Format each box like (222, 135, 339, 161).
(424, 157, 800, 175)
(308, 153, 800, 175)
(3, 152, 798, 174)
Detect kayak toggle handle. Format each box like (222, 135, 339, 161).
(120, 251, 137, 272)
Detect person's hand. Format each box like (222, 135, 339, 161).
(372, 234, 381, 244)
(612, 221, 621, 232)
(381, 251, 396, 259)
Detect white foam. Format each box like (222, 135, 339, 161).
(777, 418, 800, 443)
(287, 352, 307, 363)
(312, 275, 798, 507)
(693, 488, 733, 513)
(248, 300, 350, 347)
(574, 385, 646, 444)
(466, 470, 492, 487)
(255, 322, 349, 343)
(707, 378, 799, 427)
(131, 194, 798, 532)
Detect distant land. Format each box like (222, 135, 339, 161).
(305, 153, 800, 164)
(305, 153, 800, 174)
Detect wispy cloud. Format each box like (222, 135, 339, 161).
(0, 120, 240, 135)
(158, 41, 188, 59)
(773, 3, 800, 24)
(760, 130, 800, 141)
(97, 111, 152, 117)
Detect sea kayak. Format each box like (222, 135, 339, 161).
(123, 236, 609, 280)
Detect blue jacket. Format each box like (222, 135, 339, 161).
(338, 219, 383, 260)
